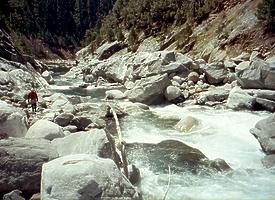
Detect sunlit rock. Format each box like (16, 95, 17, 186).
(226, 86, 256, 110)
(175, 116, 200, 133)
(41, 154, 142, 200)
(25, 119, 64, 141)
(125, 74, 171, 105)
(51, 129, 110, 157)
(0, 100, 28, 137)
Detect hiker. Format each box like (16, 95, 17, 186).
(28, 88, 38, 113)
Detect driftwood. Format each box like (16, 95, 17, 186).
(106, 104, 129, 178)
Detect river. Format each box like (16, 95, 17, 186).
(51, 72, 275, 200)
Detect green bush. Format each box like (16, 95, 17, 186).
(257, 0, 275, 31)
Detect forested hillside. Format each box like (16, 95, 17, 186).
(0, 0, 115, 58)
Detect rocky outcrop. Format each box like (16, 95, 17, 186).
(126, 140, 231, 173)
(41, 154, 142, 200)
(0, 100, 28, 138)
(0, 138, 58, 195)
(95, 41, 126, 60)
(25, 119, 64, 141)
(125, 74, 171, 105)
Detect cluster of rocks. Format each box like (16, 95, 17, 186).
(71, 41, 275, 113)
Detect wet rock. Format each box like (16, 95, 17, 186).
(0, 100, 28, 137)
(125, 74, 171, 105)
(54, 113, 74, 127)
(128, 164, 141, 185)
(250, 114, 275, 154)
(175, 116, 200, 133)
(126, 140, 226, 173)
(226, 87, 256, 110)
(0, 138, 58, 195)
(51, 129, 110, 157)
(25, 119, 64, 141)
(262, 155, 275, 168)
(41, 154, 142, 200)
(255, 98, 275, 112)
(42, 70, 54, 84)
(105, 90, 126, 100)
(209, 159, 231, 172)
(3, 189, 25, 200)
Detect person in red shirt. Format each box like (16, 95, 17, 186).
(28, 88, 38, 113)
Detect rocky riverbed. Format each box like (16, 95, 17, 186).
(1, 40, 275, 199)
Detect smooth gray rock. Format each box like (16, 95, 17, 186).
(41, 154, 142, 200)
(164, 86, 182, 102)
(51, 129, 110, 157)
(236, 59, 275, 90)
(201, 62, 228, 84)
(248, 89, 275, 101)
(0, 100, 28, 137)
(125, 74, 171, 105)
(235, 61, 250, 73)
(226, 87, 256, 110)
(71, 116, 93, 131)
(0, 138, 58, 194)
(250, 114, 275, 154)
(25, 119, 64, 141)
(197, 85, 231, 104)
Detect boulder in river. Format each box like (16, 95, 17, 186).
(250, 114, 275, 154)
(41, 154, 142, 200)
(126, 140, 231, 173)
(226, 87, 256, 110)
(175, 116, 200, 133)
(125, 74, 171, 105)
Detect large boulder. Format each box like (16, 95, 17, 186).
(250, 114, 275, 154)
(41, 154, 142, 200)
(95, 41, 126, 60)
(105, 90, 126, 100)
(126, 140, 230, 173)
(226, 87, 256, 110)
(262, 155, 275, 168)
(51, 129, 111, 158)
(25, 119, 64, 141)
(125, 74, 171, 105)
(0, 138, 58, 195)
(0, 100, 28, 137)
(201, 62, 228, 84)
(236, 59, 275, 90)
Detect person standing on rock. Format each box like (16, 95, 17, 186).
(28, 88, 38, 113)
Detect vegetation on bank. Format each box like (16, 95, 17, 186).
(0, 0, 274, 58)
(257, 0, 275, 31)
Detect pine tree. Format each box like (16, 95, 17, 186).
(128, 27, 138, 45)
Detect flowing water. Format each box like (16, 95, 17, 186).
(52, 75, 275, 200)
